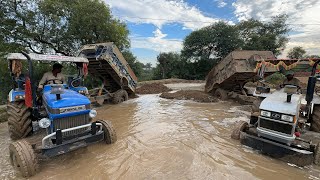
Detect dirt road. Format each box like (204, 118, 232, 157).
(0, 91, 320, 179)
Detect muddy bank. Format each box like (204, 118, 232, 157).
(160, 90, 217, 103)
(138, 78, 204, 86)
(136, 83, 172, 94)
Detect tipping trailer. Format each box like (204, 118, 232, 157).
(205, 50, 278, 100)
(79, 42, 138, 105)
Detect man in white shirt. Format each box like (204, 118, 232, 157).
(38, 63, 65, 90)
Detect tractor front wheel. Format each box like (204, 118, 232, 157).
(9, 139, 38, 177)
(112, 90, 128, 104)
(214, 88, 228, 100)
(311, 105, 320, 132)
(97, 120, 117, 144)
(314, 143, 320, 165)
(7, 101, 32, 140)
(231, 121, 249, 140)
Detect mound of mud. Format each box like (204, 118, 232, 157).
(136, 83, 172, 94)
(160, 90, 217, 103)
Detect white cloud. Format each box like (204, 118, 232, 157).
(131, 29, 183, 53)
(216, 0, 227, 8)
(106, 0, 220, 30)
(232, 0, 320, 57)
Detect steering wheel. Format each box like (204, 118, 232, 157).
(45, 79, 63, 85)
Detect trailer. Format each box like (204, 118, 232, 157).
(205, 50, 278, 101)
(79, 43, 138, 105)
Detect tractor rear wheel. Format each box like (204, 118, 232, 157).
(112, 90, 128, 104)
(214, 88, 228, 100)
(97, 120, 117, 144)
(9, 139, 38, 177)
(231, 121, 248, 140)
(7, 101, 32, 140)
(311, 105, 320, 132)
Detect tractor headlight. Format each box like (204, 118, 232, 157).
(89, 109, 97, 118)
(78, 90, 88, 95)
(281, 114, 294, 122)
(260, 110, 271, 117)
(39, 118, 51, 128)
(14, 95, 25, 100)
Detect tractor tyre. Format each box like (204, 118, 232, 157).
(214, 88, 228, 100)
(311, 105, 320, 132)
(97, 120, 117, 144)
(251, 98, 263, 114)
(314, 143, 320, 165)
(7, 101, 32, 140)
(9, 139, 38, 177)
(112, 90, 128, 104)
(231, 121, 249, 140)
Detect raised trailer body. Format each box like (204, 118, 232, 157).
(79, 43, 138, 104)
(205, 51, 277, 94)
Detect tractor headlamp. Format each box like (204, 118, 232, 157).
(14, 95, 25, 100)
(281, 114, 294, 122)
(78, 90, 88, 95)
(39, 118, 51, 128)
(260, 110, 271, 117)
(89, 109, 97, 118)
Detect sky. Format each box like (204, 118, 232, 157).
(106, 0, 320, 66)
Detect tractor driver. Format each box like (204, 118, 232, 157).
(38, 63, 65, 91)
(280, 71, 300, 89)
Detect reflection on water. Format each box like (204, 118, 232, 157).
(0, 94, 319, 179)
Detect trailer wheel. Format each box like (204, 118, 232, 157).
(214, 88, 228, 100)
(311, 105, 320, 132)
(7, 101, 32, 140)
(231, 121, 248, 140)
(112, 90, 128, 104)
(97, 120, 117, 144)
(9, 139, 38, 177)
(314, 143, 320, 165)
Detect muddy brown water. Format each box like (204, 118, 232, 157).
(1, 94, 320, 179)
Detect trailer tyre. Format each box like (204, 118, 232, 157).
(7, 101, 32, 140)
(314, 143, 320, 165)
(311, 105, 320, 132)
(214, 88, 228, 100)
(9, 139, 38, 177)
(112, 90, 128, 104)
(231, 121, 248, 140)
(97, 120, 117, 144)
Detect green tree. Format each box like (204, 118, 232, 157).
(287, 46, 306, 59)
(122, 50, 144, 79)
(1, 0, 129, 55)
(156, 52, 181, 79)
(237, 15, 289, 56)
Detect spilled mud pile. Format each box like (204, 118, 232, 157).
(136, 83, 172, 94)
(160, 90, 217, 103)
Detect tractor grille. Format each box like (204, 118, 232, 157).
(259, 118, 293, 135)
(53, 114, 90, 137)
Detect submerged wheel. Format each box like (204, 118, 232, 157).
(314, 143, 320, 165)
(9, 139, 38, 177)
(97, 120, 117, 144)
(214, 88, 228, 100)
(7, 101, 32, 140)
(231, 121, 249, 140)
(112, 90, 128, 104)
(311, 105, 320, 132)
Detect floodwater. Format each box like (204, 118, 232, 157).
(1, 94, 320, 179)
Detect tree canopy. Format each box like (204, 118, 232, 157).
(287, 46, 306, 59)
(0, 0, 130, 55)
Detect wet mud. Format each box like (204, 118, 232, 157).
(136, 83, 172, 94)
(160, 90, 217, 103)
(0, 94, 320, 179)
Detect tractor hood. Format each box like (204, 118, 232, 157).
(259, 90, 302, 115)
(43, 89, 90, 109)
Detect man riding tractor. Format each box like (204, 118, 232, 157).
(38, 63, 65, 91)
(280, 71, 300, 89)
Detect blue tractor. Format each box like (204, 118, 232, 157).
(7, 52, 116, 177)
